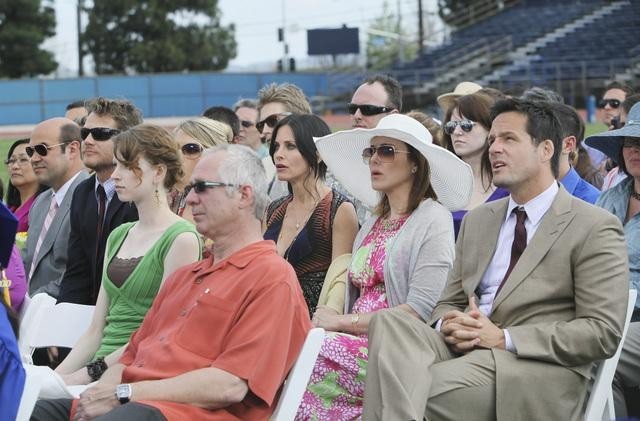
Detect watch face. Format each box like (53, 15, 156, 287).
(116, 384, 132, 402)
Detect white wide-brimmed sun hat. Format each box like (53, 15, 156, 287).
(314, 114, 474, 211)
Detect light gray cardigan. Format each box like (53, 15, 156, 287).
(344, 198, 455, 321)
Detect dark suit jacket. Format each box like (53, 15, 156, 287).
(57, 174, 138, 305)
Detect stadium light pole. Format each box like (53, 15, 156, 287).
(418, 0, 424, 52)
(77, 0, 84, 76)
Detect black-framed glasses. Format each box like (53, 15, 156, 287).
(80, 127, 121, 141)
(362, 145, 411, 164)
(181, 143, 203, 157)
(240, 120, 255, 128)
(5, 156, 30, 166)
(256, 112, 291, 134)
(347, 103, 393, 116)
(598, 99, 621, 109)
(444, 120, 476, 135)
(25, 142, 67, 157)
(622, 137, 640, 148)
(187, 180, 238, 194)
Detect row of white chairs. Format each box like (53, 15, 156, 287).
(12, 289, 636, 421)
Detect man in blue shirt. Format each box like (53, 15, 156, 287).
(552, 102, 601, 204)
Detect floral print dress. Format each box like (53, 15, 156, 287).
(296, 216, 408, 420)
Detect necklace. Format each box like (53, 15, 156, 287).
(631, 184, 640, 201)
(278, 199, 319, 260)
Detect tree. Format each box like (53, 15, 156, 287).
(0, 0, 57, 78)
(365, 1, 417, 71)
(82, 0, 237, 74)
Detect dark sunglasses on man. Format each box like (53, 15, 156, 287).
(25, 142, 67, 157)
(186, 180, 238, 194)
(80, 127, 121, 141)
(240, 120, 255, 129)
(598, 99, 621, 109)
(256, 112, 292, 134)
(347, 103, 394, 116)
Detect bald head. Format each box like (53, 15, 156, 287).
(29, 117, 84, 191)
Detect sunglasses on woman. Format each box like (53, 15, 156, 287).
(25, 142, 67, 157)
(362, 145, 411, 164)
(347, 103, 394, 116)
(256, 112, 292, 134)
(598, 99, 621, 109)
(80, 127, 121, 141)
(181, 143, 204, 158)
(443, 120, 476, 135)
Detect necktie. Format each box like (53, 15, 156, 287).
(495, 206, 527, 297)
(96, 185, 107, 242)
(29, 194, 59, 280)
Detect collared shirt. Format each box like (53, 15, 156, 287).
(596, 177, 640, 309)
(560, 167, 600, 204)
(119, 240, 310, 421)
(52, 171, 83, 207)
(602, 166, 628, 191)
(478, 181, 559, 351)
(94, 177, 116, 204)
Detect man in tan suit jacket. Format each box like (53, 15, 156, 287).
(363, 98, 629, 421)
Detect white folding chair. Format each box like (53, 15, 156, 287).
(17, 293, 56, 362)
(584, 289, 637, 421)
(29, 302, 95, 351)
(272, 327, 325, 421)
(15, 363, 43, 421)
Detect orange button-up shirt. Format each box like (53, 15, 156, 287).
(119, 240, 311, 420)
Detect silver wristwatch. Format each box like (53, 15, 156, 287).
(115, 383, 132, 404)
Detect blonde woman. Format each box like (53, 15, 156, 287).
(169, 118, 232, 222)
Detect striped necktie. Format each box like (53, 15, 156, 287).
(29, 193, 59, 280)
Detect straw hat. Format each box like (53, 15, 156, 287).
(584, 102, 640, 165)
(437, 81, 483, 112)
(314, 114, 473, 211)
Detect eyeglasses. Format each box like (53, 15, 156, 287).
(5, 157, 30, 166)
(622, 138, 640, 148)
(25, 142, 67, 157)
(80, 127, 121, 141)
(362, 145, 411, 164)
(186, 180, 238, 194)
(256, 112, 291, 134)
(181, 143, 203, 158)
(347, 103, 394, 116)
(598, 99, 621, 109)
(240, 120, 255, 128)
(443, 120, 476, 135)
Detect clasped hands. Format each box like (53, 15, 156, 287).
(440, 296, 505, 354)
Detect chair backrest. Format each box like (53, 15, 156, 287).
(29, 302, 95, 350)
(584, 289, 637, 421)
(17, 293, 56, 362)
(272, 327, 325, 421)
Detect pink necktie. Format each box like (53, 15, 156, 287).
(29, 194, 59, 280)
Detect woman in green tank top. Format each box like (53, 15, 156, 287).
(55, 124, 201, 386)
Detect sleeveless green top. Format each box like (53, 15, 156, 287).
(94, 220, 200, 358)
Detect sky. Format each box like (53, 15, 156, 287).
(46, 0, 444, 76)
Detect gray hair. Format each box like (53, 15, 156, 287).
(204, 144, 269, 219)
(521, 87, 564, 104)
(233, 98, 257, 111)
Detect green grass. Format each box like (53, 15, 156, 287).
(0, 122, 611, 200)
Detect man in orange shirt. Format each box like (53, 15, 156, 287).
(33, 144, 311, 421)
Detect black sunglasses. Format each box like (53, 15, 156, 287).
(81, 127, 121, 141)
(444, 120, 476, 135)
(25, 142, 67, 157)
(256, 112, 291, 134)
(362, 145, 411, 164)
(347, 103, 393, 116)
(187, 180, 238, 194)
(240, 120, 255, 128)
(598, 99, 621, 109)
(181, 143, 203, 157)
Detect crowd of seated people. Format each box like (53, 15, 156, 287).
(0, 75, 638, 421)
